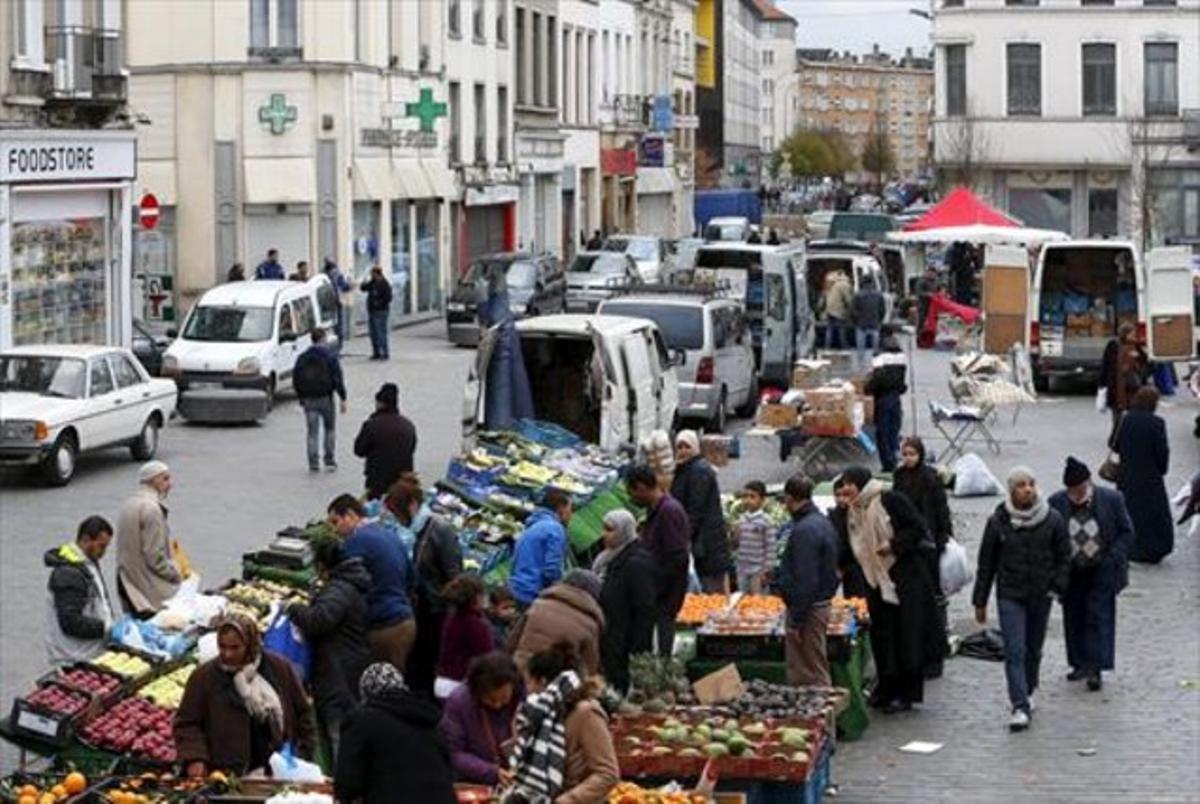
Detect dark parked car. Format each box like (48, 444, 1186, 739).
(131, 319, 171, 376)
(445, 253, 567, 346)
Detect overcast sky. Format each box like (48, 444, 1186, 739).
(777, 0, 933, 58)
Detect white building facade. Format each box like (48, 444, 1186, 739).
(596, 0, 641, 232)
(933, 0, 1200, 245)
(755, 3, 797, 156)
(560, 0, 602, 257)
(672, 0, 700, 236)
(634, 0, 681, 237)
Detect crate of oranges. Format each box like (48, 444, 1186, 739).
(1, 770, 88, 804)
(675, 594, 731, 626)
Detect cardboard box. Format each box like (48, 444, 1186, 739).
(692, 663, 745, 705)
(792, 359, 831, 389)
(700, 434, 733, 467)
(757, 403, 799, 429)
(1090, 321, 1111, 337)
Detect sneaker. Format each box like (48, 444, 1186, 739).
(1027, 693, 1036, 713)
(1009, 709, 1030, 732)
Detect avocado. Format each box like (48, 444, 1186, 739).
(704, 742, 731, 757)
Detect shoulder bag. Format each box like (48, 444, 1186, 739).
(1098, 415, 1124, 484)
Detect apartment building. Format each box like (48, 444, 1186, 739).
(672, 0, 700, 235)
(633, 0, 679, 236)
(754, 1, 797, 156)
(932, 0, 1200, 244)
(796, 48, 934, 182)
(560, 0, 602, 258)
(126, 0, 464, 329)
(596, 0, 640, 231)
(514, 0, 566, 255)
(695, 0, 763, 185)
(0, 0, 137, 350)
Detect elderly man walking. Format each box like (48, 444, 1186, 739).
(117, 461, 182, 617)
(1048, 457, 1133, 692)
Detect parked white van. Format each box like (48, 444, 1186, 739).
(463, 314, 679, 454)
(163, 276, 341, 422)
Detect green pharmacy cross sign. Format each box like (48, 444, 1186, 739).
(406, 88, 448, 133)
(259, 93, 298, 135)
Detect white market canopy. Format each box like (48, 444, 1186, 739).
(887, 223, 1071, 247)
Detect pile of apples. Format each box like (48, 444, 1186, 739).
(79, 697, 176, 762)
(24, 683, 89, 717)
(136, 664, 194, 711)
(92, 651, 153, 680)
(59, 667, 122, 697)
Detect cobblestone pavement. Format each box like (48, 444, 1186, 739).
(2, 323, 1197, 798)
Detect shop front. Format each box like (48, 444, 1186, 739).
(601, 144, 638, 234)
(460, 181, 519, 274)
(0, 130, 136, 350)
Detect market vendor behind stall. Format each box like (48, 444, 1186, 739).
(44, 515, 115, 666)
(174, 613, 314, 777)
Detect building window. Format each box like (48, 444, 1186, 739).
(473, 0, 485, 41)
(1006, 43, 1041, 116)
(1010, 187, 1072, 233)
(497, 0, 508, 44)
(1150, 169, 1200, 245)
(1082, 43, 1116, 116)
(1081, 1, 1114, 5)
(548, 16, 557, 107)
(498, 85, 509, 162)
(353, 0, 364, 61)
(449, 0, 462, 37)
(250, 0, 299, 52)
(13, 0, 45, 64)
(1005, 0, 1039, 5)
(449, 81, 461, 164)
(1142, 1, 1177, 6)
(1144, 42, 1178, 116)
(474, 83, 487, 164)
(515, 8, 526, 104)
(943, 0, 964, 6)
(533, 11, 543, 105)
(1088, 189, 1118, 237)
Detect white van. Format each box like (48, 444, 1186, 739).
(163, 276, 341, 422)
(463, 314, 680, 454)
(1008, 241, 1195, 389)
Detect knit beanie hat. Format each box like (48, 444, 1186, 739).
(1006, 465, 1037, 492)
(1062, 456, 1090, 487)
(375, 382, 399, 409)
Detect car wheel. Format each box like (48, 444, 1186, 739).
(735, 376, 759, 418)
(1033, 369, 1049, 394)
(130, 417, 160, 461)
(42, 433, 77, 487)
(706, 388, 728, 434)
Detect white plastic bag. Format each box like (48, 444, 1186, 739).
(1095, 388, 1108, 413)
(269, 744, 325, 783)
(952, 453, 1004, 498)
(939, 539, 973, 596)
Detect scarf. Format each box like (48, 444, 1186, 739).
(1004, 495, 1050, 530)
(503, 670, 582, 804)
(593, 510, 638, 582)
(224, 654, 285, 740)
(847, 480, 899, 604)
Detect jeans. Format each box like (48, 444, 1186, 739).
(875, 393, 903, 472)
(997, 595, 1053, 713)
(855, 327, 880, 368)
(368, 309, 390, 358)
(825, 317, 847, 349)
(302, 396, 337, 469)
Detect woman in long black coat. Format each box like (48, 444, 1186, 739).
(1116, 387, 1173, 564)
(671, 431, 733, 592)
(593, 510, 657, 693)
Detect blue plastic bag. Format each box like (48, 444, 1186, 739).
(263, 609, 313, 685)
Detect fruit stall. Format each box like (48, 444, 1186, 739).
(674, 595, 872, 742)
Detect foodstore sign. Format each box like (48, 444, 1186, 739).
(1, 137, 136, 183)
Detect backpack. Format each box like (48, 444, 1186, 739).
(293, 349, 333, 398)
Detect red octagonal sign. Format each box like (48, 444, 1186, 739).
(139, 193, 160, 230)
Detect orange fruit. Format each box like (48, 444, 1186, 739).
(19, 785, 38, 798)
(18, 794, 37, 804)
(50, 784, 67, 800)
(39, 793, 57, 804)
(64, 772, 87, 795)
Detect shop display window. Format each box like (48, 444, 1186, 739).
(11, 217, 109, 346)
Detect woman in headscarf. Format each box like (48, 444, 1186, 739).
(335, 663, 456, 803)
(837, 467, 942, 714)
(593, 510, 656, 693)
(1116, 386, 1174, 564)
(175, 613, 314, 777)
(502, 643, 618, 804)
(671, 430, 733, 593)
(972, 468, 1070, 732)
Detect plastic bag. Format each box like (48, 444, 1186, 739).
(263, 608, 313, 685)
(268, 742, 325, 783)
(952, 453, 1003, 498)
(939, 539, 973, 596)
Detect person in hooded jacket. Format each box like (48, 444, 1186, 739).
(973, 467, 1070, 732)
(353, 383, 418, 500)
(864, 336, 908, 473)
(335, 663, 456, 804)
(508, 570, 605, 676)
(671, 430, 732, 592)
(286, 538, 371, 762)
(45, 516, 116, 666)
(593, 510, 656, 693)
(508, 490, 571, 609)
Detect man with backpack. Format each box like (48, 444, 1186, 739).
(294, 328, 348, 472)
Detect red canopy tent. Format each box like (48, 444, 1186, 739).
(903, 187, 1020, 232)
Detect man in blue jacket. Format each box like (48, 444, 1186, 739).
(508, 489, 572, 609)
(327, 494, 415, 672)
(775, 473, 839, 687)
(255, 248, 285, 280)
(294, 328, 347, 472)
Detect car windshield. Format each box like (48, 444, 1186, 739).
(704, 224, 745, 241)
(183, 305, 275, 342)
(601, 303, 704, 350)
(0, 356, 87, 399)
(603, 237, 657, 261)
(466, 259, 539, 289)
(569, 253, 627, 274)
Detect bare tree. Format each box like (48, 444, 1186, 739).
(1121, 115, 1183, 252)
(935, 103, 990, 191)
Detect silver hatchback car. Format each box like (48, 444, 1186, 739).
(597, 291, 757, 433)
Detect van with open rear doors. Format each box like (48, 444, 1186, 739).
(462, 315, 680, 454)
(982, 241, 1195, 391)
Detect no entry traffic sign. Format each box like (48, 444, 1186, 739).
(139, 193, 160, 230)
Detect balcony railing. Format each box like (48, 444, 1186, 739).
(45, 26, 93, 98)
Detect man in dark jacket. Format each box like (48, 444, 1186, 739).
(1048, 457, 1133, 692)
(864, 336, 907, 472)
(254, 248, 284, 280)
(628, 465, 691, 658)
(670, 430, 732, 592)
(335, 663, 456, 804)
(973, 467, 1070, 732)
(354, 383, 418, 500)
(294, 328, 347, 472)
(45, 516, 115, 666)
(323, 258, 352, 343)
(776, 474, 839, 687)
(851, 277, 887, 370)
(288, 538, 372, 761)
(360, 266, 394, 360)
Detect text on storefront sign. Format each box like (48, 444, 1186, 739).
(1, 136, 136, 182)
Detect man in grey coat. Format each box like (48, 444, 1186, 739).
(116, 461, 182, 616)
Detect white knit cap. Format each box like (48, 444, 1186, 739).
(675, 429, 701, 453)
(138, 460, 170, 483)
